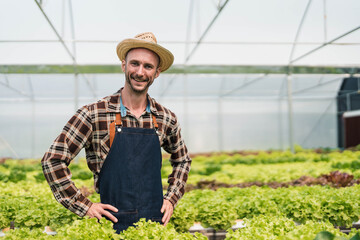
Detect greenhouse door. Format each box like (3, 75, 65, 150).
(343, 110, 360, 148)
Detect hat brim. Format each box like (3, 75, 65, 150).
(116, 39, 174, 72)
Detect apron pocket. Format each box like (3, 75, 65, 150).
(139, 209, 163, 223)
(111, 209, 139, 233)
(151, 217, 163, 224)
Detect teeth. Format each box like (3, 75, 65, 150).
(134, 78, 147, 82)
(130, 75, 148, 82)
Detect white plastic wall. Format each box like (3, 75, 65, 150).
(0, 73, 344, 158)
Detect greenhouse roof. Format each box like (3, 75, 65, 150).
(0, 0, 359, 68)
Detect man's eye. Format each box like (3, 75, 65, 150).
(145, 65, 153, 69)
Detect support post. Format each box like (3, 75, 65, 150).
(183, 74, 189, 141)
(278, 77, 286, 150)
(217, 78, 225, 151)
(74, 73, 79, 163)
(287, 74, 295, 152)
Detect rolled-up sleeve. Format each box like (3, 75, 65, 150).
(163, 121, 192, 207)
(41, 105, 93, 217)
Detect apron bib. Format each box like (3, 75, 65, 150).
(98, 111, 163, 233)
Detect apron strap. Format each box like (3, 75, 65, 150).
(110, 113, 122, 147)
(109, 113, 158, 148)
(152, 115, 158, 130)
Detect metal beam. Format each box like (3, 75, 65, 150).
(291, 25, 360, 64)
(278, 75, 346, 97)
(289, 0, 313, 66)
(62, 0, 66, 37)
(220, 74, 267, 97)
(1, 39, 360, 46)
(183, 74, 189, 141)
(68, 0, 76, 60)
(184, 0, 195, 63)
(0, 81, 30, 98)
(0, 95, 337, 103)
(286, 74, 294, 152)
(159, 74, 178, 98)
(217, 76, 225, 151)
(27, 75, 34, 100)
(68, 0, 79, 116)
(3, 74, 9, 85)
(159, 0, 194, 100)
(28, 75, 36, 158)
(287, 0, 312, 153)
(290, 75, 344, 95)
(0, 136, 19, 159)
(34, 0, 76, 62)
(68, 0, 97, 100)
(300, 99, 334, 146)
(278, 77, 287, 150)
(34, 0, 96, 98)
(185, 0, 230, 63)
(323, 0, 328, 42)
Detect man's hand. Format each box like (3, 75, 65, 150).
(161, 199, 173, 226)
(86, 202, 118, 223)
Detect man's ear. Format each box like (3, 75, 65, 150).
(121, 60, 126, 72)
(155, 67, 161, 78)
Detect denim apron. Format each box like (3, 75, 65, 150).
(98, 99, 163, 233)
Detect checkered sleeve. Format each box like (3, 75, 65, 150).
(41, 105, 93, 217)
(163, 120, 192, 207)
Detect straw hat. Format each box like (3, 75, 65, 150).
(116, 32, 174, 72)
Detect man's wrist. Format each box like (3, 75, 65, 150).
(83, 201, 94, 217)
(163, 195, 176, 207)
(68, 194, 93, 217)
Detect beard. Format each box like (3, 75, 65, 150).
(125, 69, 154, 94)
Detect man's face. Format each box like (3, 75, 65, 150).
(122, 48, 161, 94)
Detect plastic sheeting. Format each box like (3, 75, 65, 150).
(0, 73, 344, 158)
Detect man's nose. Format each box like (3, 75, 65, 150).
(136, 65, 144, 76)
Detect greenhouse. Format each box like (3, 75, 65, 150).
(1, 0, 360, 239)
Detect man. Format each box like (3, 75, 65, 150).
(41, 32, 191, 233)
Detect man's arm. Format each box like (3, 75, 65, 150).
(162, 122, 192, 208)
(41, 106, 94, 217)
(161, 122, 191, 225)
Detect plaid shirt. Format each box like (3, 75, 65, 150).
(41, 89, 191, 217)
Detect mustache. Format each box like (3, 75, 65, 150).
(130, 74, 149, 82)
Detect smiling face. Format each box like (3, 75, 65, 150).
(122, 48, 161, 95)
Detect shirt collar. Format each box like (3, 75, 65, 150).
(119, 95, 151, 117)
(107, 88, 158, 116)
